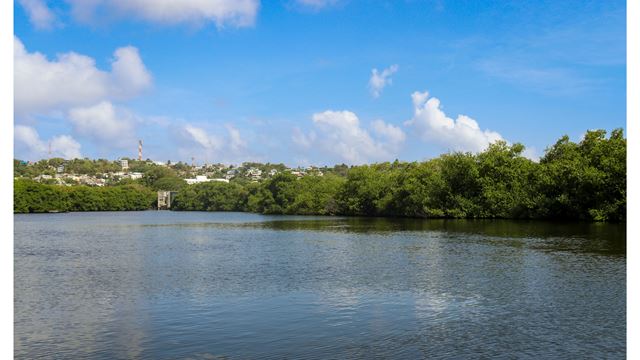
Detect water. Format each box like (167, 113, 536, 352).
(14, 211, 626, 359)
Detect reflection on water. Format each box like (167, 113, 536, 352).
(15, 211, 625, 359)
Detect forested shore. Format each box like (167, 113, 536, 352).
(14, 129, 626, 221)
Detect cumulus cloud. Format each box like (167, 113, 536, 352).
(109, 46, 153, 98)
(372, 119, 405, 144)
(14, 125, 46, 154)
(66, 0, 259, 28)
(18, 0, 57, 30)
(405, 90, 503, 153)
(182, 124, 224, 151)
(177, 124, 253, 163)
(50, 136, 83, 159)
(15, 125, 82, 159)
(293, 110, 405, 164)
(68, 101, 136, 148)
(14, 37, 152, 116)
(369, 64, 398, 98)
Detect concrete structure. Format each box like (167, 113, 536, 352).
(157, 190, 177, 210)
(120, 159, 129, 171)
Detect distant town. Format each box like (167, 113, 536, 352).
(13, 156, 347, 188)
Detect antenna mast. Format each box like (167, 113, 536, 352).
(138, 140, 143, 161)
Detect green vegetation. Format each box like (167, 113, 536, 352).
(14, 129, 626, 221)
(14, 180, 155, 213)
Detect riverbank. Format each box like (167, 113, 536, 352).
(14, 130, 626, 221)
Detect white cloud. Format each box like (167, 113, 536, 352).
(226, 124, 247, 152)
(66, 0, 259, 28)
(14, 37, 152, 116)
(372, 119, 405, 144)
(405, 90, 504, 153)
(68, 101, 136, 148)
(183, 124, 224, 151)
(369, 64, 398, 98)
(522, 146, 539, 161)
(294, 110, 405, 164)
(15, 125, 82, 159)
(178, 124, 253, 163)
(14, 125, 46, 154)
(109, 46, 153, 98)
(178, 124, 229, 162)
(50, 135, 83, 160)
(18, 0, 57, 30)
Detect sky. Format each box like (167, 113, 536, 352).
(13, 0, 626, 166)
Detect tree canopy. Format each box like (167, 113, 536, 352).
(14, 129, 626, 221)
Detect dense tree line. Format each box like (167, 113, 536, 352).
(14, 129, 626, 221)
(172, 129, 626, 221)
(14, 180, 155, 213)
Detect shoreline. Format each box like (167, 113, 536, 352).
(13, 208, 626, 223)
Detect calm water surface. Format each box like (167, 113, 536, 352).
(15, 212, 626, 359)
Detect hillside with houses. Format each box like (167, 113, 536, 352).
(14, 157, 342, 189)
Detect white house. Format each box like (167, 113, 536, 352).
(184, 175, 229, 185)
(246, 168, 262, 180)
(129, 172, 144, 180)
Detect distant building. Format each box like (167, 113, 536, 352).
(157, 190, 177, 209)
(247, 168, 262, 180)
(269, 169, 278, 176)
(120, 159, 129, 171)
(56, 165, 64, 173)
(225, 169, 237, 180)
(184, 176, 229, 185)
(129, 172, 143, 180)
(33, 174, 53, 182)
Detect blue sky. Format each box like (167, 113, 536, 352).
(13, 0, 626, 166)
